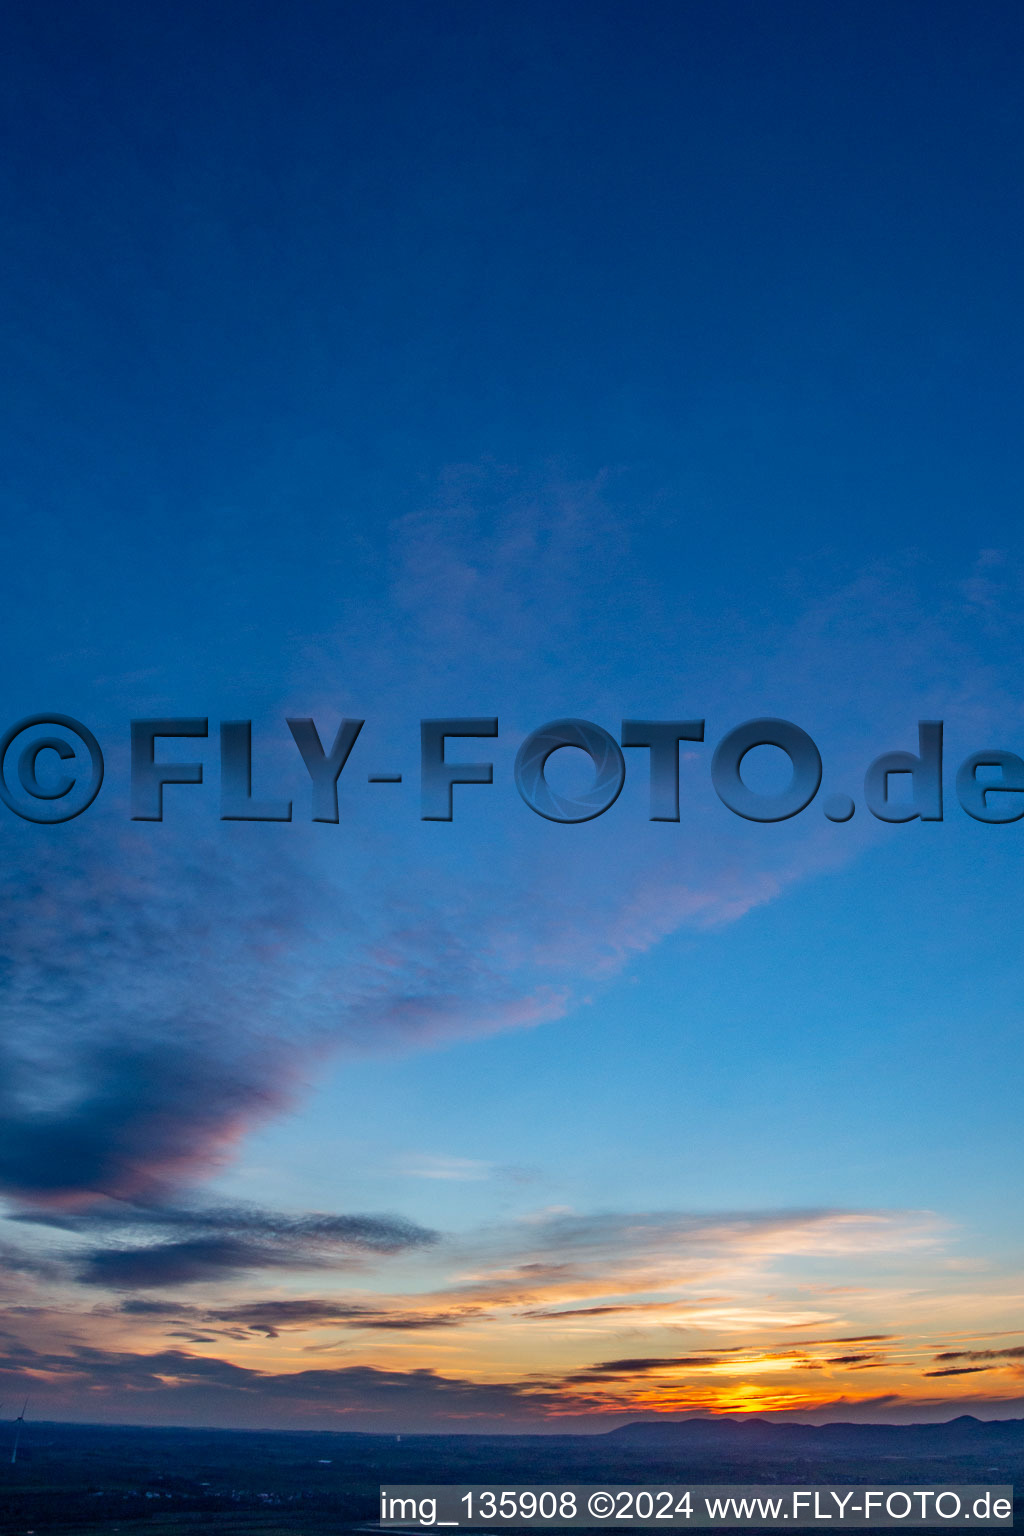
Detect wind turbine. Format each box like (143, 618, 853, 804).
(11, 1399, 27, 1465)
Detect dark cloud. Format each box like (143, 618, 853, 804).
(13, 1201, 438, 1290)
(795, 1336, 895, 1345)
(205, 1299, 370, 1330)
(522, 1302, 682, 1319)
(80, 1237, 287, 1288)
(0, 839, 321, 1207)
(923, 1365, 996, 1377)
(0, 782, 572, 1215)
(0, 834, 547, 1215)
(346, 1313, 467, 1331)
(526, 1304, 640, 1319)
(119, 1298, 192, 1316)
(571, 1356, 729, 1378)
(562, 1344, 891, 1385)
(0, 1035, 290, 1205)
(113, 1296, 479, 1338)
(933, 1346, 1024, 1362)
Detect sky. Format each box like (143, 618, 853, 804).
(1, 0, 1024, 1433)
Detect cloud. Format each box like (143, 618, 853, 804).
(346, 1313, 469, 1330)
(0, 836, 317, 1207)
(0, 1342, 603, 1429)
(485, 1208, 943, 1293)
(0, 477, 832, 1215)
(568, 1355, 734, 1378)
(0, 1334, 916, 1432)
(0, 1238, 63, 1286)
(923, 1366, 996, 1377)
(12, 1201, 438, 1289)
(523, 1301, 686, 1319)
(0, 824, 571, 1211)
(399, 1155, 493, 1181)
(6, 1334, 1019, 1433)
(112, 1295, 485, 1338)
(0, 1196, 999, 1429)
(922, 1345, 1024, 1379)
(563, 1343, 891, 1385)
(932, 1346, 1024, 1362)
(0, 475, 1018, 1332)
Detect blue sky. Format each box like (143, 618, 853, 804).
(1, 0, 1024, 1429)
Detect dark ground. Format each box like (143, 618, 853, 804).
(0, 1417, 1020, 1535)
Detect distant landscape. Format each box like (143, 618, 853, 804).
(0, 1416, 1019, 1536)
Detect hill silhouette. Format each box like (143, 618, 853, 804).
(606, 1413, 1024, 1457)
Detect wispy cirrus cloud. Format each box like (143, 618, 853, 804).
(398, 1155, 494, 1181)
(457, 1207, 945, 1296)
(9, 1200, 438, 1289)
(2, 472, 1021, 1358)
(117, 1297, 480, 1339)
